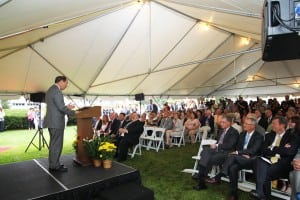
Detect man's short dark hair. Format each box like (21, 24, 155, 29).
(119, 112, 126, 117)
(55, 76, 67, 83)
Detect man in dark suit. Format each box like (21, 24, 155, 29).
(44, 76, 75, 172)
(207, 116, 263, 200)
(251, 116, 298, 200)
(200, 109, 214, 139)
(255, 109, 268, 131)
(117, 112, 144, 162)
(193, 114, 239, 191)
(109, 112, 120, 137)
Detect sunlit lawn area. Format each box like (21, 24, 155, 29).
(0, 126, 77, 164)
(0, 126, 260, 200)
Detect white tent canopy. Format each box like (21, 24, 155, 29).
(0, 0, 300, 98)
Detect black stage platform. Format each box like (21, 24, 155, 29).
(0, 154, 153, 200)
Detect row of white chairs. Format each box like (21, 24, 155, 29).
(140, 127, 166, 152)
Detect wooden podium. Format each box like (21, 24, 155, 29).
(74, 106, 101, 166)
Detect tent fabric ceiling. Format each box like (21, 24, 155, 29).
(0, 0, 300, 98)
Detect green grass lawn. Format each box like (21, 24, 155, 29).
(0, 127, 255, 200)
(0, 126, 77, 164)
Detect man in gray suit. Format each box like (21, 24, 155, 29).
(44, 76, 75, 172)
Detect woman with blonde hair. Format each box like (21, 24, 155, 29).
(165, 112, 183, 148)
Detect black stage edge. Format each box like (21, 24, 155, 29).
(0, 154, 154, 200)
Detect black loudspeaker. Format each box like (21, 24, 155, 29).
(30, 92, 45, 102)
(262, 0, 300, 61)
(135, 93, 144, 101)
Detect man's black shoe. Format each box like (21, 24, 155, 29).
(249, 190, 259, 199)
(192, 185, 207, 191)
(49, 165, 68, 172)
(192, 174, 199, 180)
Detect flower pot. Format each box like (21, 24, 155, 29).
(102, 159, 112, 169)
(92, 159, 102, 167)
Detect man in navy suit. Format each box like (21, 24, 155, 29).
(251, 116, 298, 200)
(193, 114, 239, 191)
(207, 116, 263, 200)
(44, 76, 75, 172)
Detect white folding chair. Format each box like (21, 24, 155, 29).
(146, 127, 166, 152)
(182, 139, 217, 175)
(140, 126, 155, 149)
(128, 143, 141, 158)
(194, 127, 202, 143)
(170, 127, 185, 147)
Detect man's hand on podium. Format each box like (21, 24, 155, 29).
(67, 103, 75, 110)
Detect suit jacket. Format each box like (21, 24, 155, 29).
(43, 84, 75, 129)
(218, 126, 239, 152)
(160, 117, 174, 131)
(123, 120, 144, 145)
(236, 130, 264, 157)
(109, 119, 120, 135)
(262, 129, 298, 165)
(119, 120, 128, 129)
(200, 116, 214, 132)
(258, 117, 268, 131)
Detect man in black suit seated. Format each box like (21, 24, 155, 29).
(109, 112, 120, 138)
(207, 116, 264, 200)
(200, 109, 214, 139)
(193, 114, 239, 191)
(255, 109, 268, 131)
(117, 112, 144, 162)
(251, 116, 298, 200)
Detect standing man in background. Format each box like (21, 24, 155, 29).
(147, 99, 158, 113)
(44, 76, 75, 172)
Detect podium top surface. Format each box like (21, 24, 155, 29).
(76, 106, 101, 118)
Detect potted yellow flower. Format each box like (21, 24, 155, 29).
(83, 136, 102, 167)
(98, 138, 117, 169)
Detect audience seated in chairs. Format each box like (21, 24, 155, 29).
(192, 114, 239, 191)
(117, 112, 144, 162)
(145, 111, 158, 127)
(230, 114, 242, 134)
(290, 151, 300, 200)
(95, 114, 111, 137)
(165, 112, 183, 148)
(246, 113, 266, 136)
(199, 109, 214, 139)
(159, 108, 173, 135)
(108, 112, 120, 139)
(290, 116, 300, 200)
(207, 116, 263, 200)
(250, 116, 298, 200)
(255, 109, 268, 131)
(184, 111, 200, 144)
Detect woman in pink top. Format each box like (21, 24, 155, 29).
(184, 111, 200, 144)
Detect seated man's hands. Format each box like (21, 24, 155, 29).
(293, 159, 300, 171)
